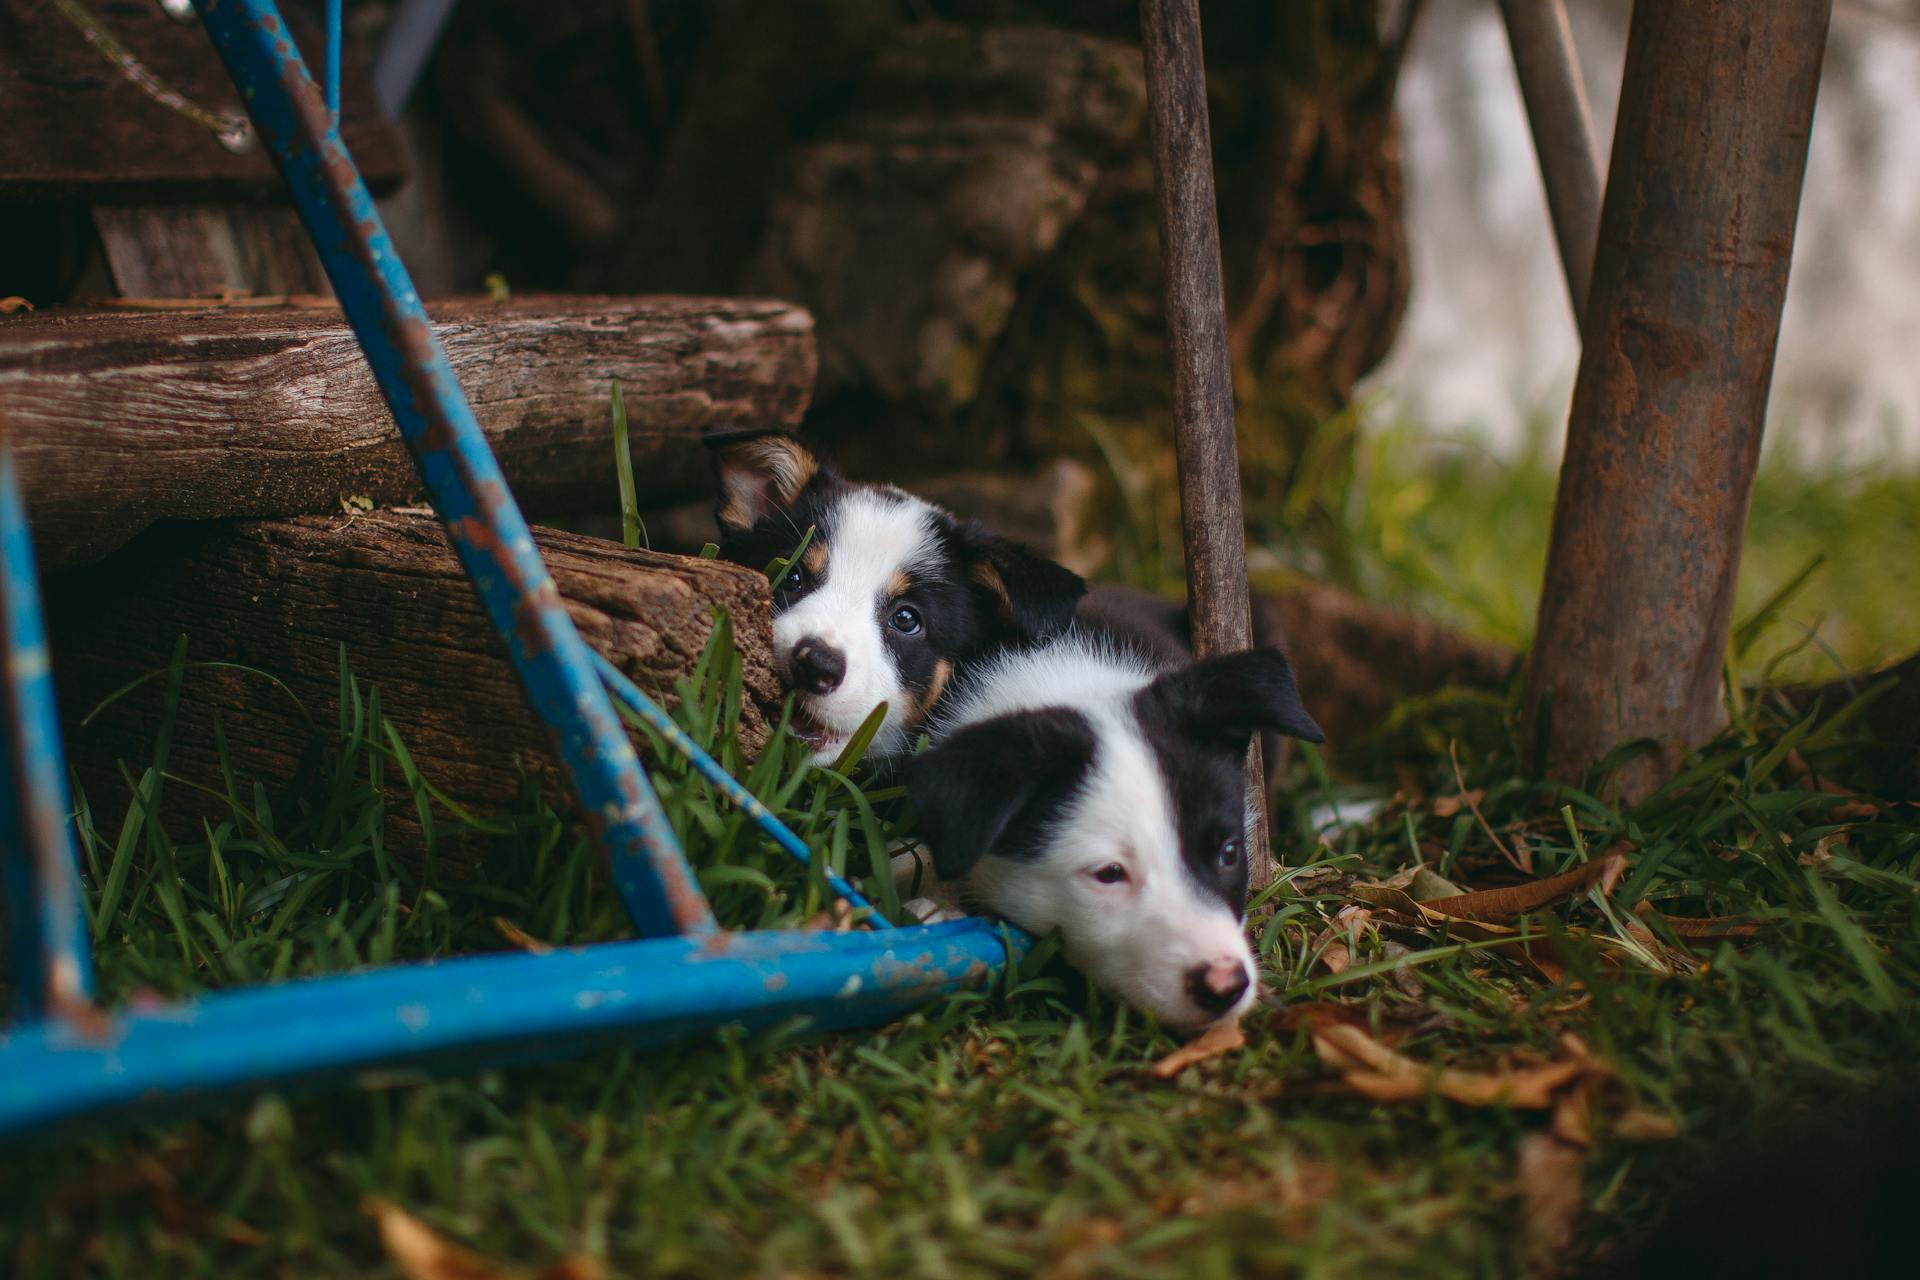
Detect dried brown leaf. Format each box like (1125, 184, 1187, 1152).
(1309, 905, 1373, 974)
(1611, 1108, 1681, 1142)
(1431, 789, 1484, 818)
(1516, 1134, 1584, 1273)
(1311, 1024, 1603, 1109)
(368, 1199, 511, 1280)
(1829, 799, 1881, 821)
(1354, 850, 1627, 924)
(491, 918, 553, 955)
(1631, 900, 1767, 940)
(0, 296, 35, 314)
(1149, 1019, 1246, 1078)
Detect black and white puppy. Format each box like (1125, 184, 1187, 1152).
(706, 431, 1084, 764)
(905, 609, 1323, 1031)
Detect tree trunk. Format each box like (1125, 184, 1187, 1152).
(1526, 0, 1832, 799)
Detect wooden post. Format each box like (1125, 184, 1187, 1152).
(1527, 0, 1832, 800)
(1138, 0, 1270, 881)
(1496, 0, 1603, 322)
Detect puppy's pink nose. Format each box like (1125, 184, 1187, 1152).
(1185, 960, 1250, 1015)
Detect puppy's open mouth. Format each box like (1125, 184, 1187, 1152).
(787, 704, 845, 755)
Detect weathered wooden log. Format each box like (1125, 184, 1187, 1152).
(46, 513, 782, 859)
(0, 295, 815, 567)
(1526, 0, 1831, 801)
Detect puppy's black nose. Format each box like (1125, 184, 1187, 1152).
(789, 638, 846, 695)
(1186, 961, 1250, 1015)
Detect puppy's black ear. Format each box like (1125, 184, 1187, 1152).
(1145, 648, 1324, 752)
(703, 430, 822, 534)
(906, 708, 1096, 880)
(960, 528, 1086, 645)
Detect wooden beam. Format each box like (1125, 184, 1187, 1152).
(0, 294, 816, 566)
(1138, 0, 1270, 883)
(48, 513, 782, 860)
(1527, 0, 1833, 799)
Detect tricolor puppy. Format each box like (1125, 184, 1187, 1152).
(905, 616, 1323, 1031)
(706, 430, 1083, 765)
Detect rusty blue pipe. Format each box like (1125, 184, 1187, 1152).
(0, 446, 94, 1020)
(0, 918, 1020, 1142)
(191, 0, 712, 938)
(591, 654, 886, 926)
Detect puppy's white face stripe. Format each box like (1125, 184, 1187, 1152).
(941, 636, 1260, 1029)
(774, 489, 941, 762)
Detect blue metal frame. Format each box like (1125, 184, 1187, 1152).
(0, 0, 1019, 1142)
(0, 449, 94, 1022)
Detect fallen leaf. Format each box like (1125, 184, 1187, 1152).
(491, 918, 553, 954)
(1611, 1108, 1681, 1142)
(1309, 905, 1372, 974)
(1311, 1023, 1604, 1109)
(1829, 799, 1881, 821)
(1631, 901, 1767, 940)
(1354, 849, 1627, 923)
(1431, 789, 1484, 818)
(1516, 1133, 1584, 1273)
(369, 1199, 512, 1280)
(367, 1199, 601, 1280)
(0, 296, 34, 313)
(1149, 1019, 1246, 1078)
(1551, 1078, 1594, 1147)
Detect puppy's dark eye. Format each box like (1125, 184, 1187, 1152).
(1092, 863, 1129, 885)
(1216, 838, 1242, 870)
(781, 564, 808, 592)
(889, 604, 923, 635)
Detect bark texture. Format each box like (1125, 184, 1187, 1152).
(48, 513, 781, 860)
(0, 294, 816, 566)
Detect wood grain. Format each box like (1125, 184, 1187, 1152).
(1139, 0, 1269, 881)
(0, 294, 816, 566)
(48, 513, 782, 860)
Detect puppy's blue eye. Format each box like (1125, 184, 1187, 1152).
(889, 604, 923, 635)
(1092, 863, 1129, 885)
(1216, 838, 1242, 869)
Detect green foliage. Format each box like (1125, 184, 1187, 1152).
(0, 601, 1914, 1276)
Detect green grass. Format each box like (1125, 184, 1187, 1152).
(1086, 410, 1920, 682)
(2, 587, 1916, 1276)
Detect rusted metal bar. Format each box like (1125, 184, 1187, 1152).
(1527, 0, 1833, 800)
(1138, 0, 1271, 880)
(191, 0, 714, 936)
(1496, 0, 1603, 322)
(0, 445, 94, 1021)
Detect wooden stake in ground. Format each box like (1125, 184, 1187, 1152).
(1139, 0, 1271, 883)
(1526, 0, 1832, 800)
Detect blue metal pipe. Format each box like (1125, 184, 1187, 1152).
(0, 446, 95, 1020)
(323, 0, 342, 125)
(190, 0, 712, 939)
(0, 919, 1018, 1141)
(592, 654, 886, 927)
